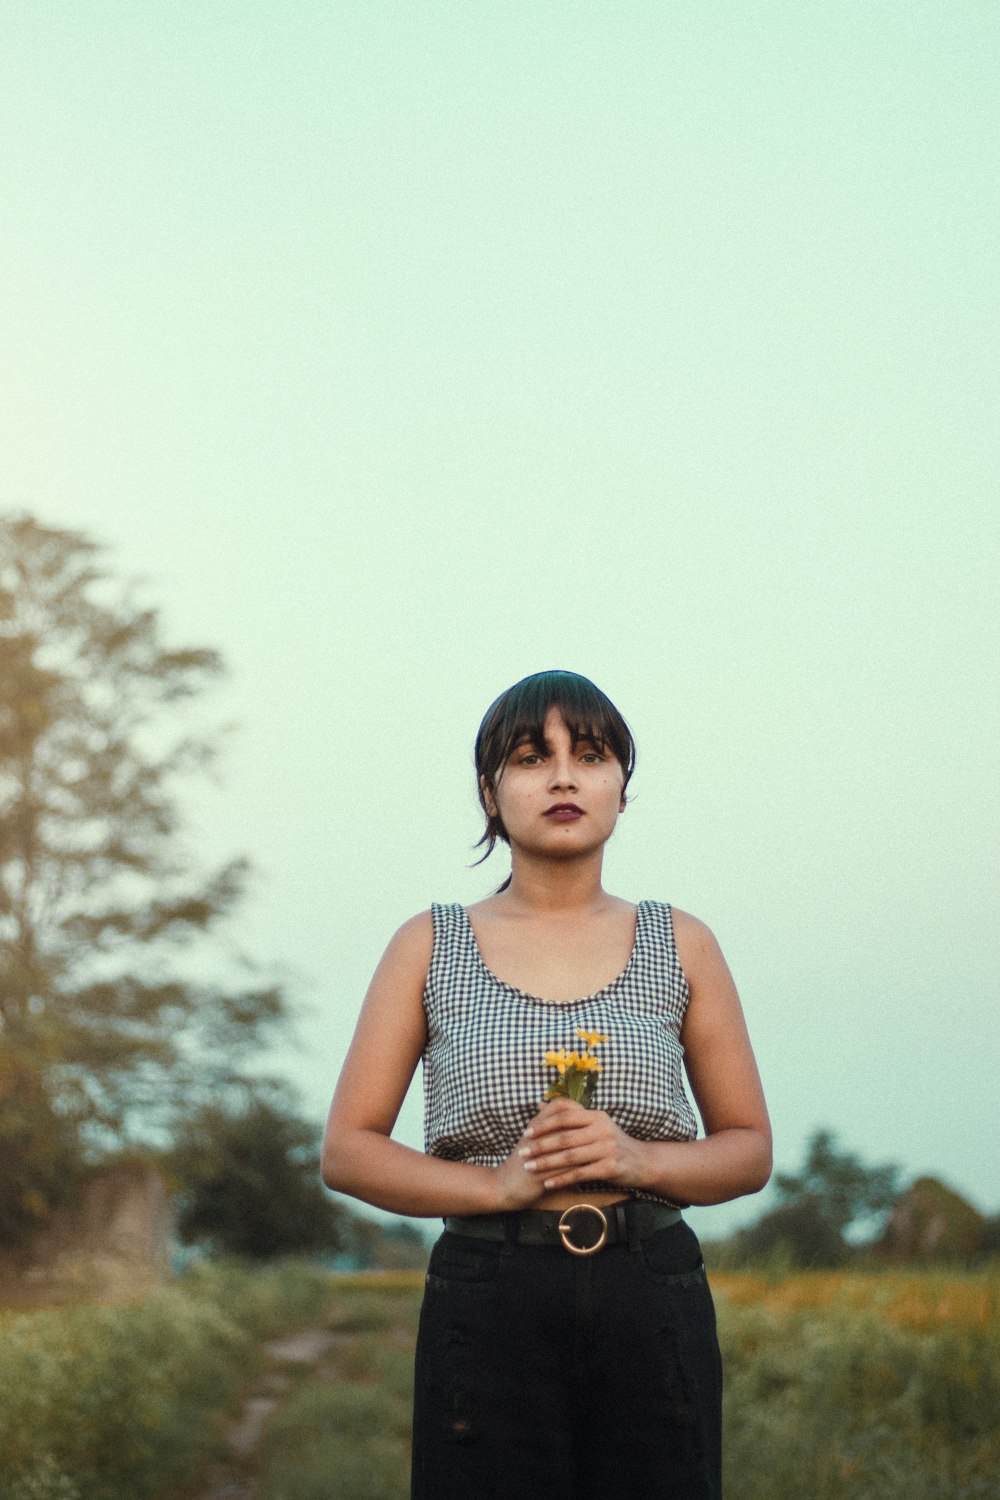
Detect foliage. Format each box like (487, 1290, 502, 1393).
(371, 1219, 430, 1270)
(772, 1128, 900, 1224)
(176, 1256, 335, 1337)
(257, 1365, 413, 1500)
(0, 1260, 335, 1500)
(708, 1266, 999, 1331)
(725, 1128, 901, 1267)
(255, 1282, 421, 1500)
(878, 1176, 989, 1265)
(717, 1271, 1000, 1499)
(982, 1215, 1000, 1257)
(0, 514, 289, 1242)
(170, 1090, 345, 1259)
(337, 1213, 430, 1271)
(0, 1052, 82, 1246)
(257, 1269, 1000, 1500)
(331, 1269, 426, 1295)
(3, 1266, 997, 1500)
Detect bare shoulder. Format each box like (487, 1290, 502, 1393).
(344, 910, 434, 1058)
(326, 911, 434, 1141)
(668, 906, 769, 1153)
(367, 910, 435, 997)
(669, 906, 729, 979)
(383, 908, 434, 961)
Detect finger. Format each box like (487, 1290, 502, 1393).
(521, 1122, 594, 1151)
(528, 1098, 591, 1128)
(526, 1140, 610, 1178)
(520, 1125, 603, 1164)
(534, 1132, 625, 1178)
(540, 1159, 617, 1190)
(524, 1105, 597, 1142)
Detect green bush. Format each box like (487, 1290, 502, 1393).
(254, 1284, 420, 1500)
(720, 1299, 1000, 1499)
(179, 1256, 334, 1338)
(4, 1267, 996, 1500)
(0, 1261, 334, 1500)
(255, 1355, 413, 1500)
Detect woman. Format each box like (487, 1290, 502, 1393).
(323, 670, 771, 1499)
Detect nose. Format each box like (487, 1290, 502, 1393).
(548, 750, 578, 791)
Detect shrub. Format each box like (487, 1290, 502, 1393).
(0, 1261, 334, 1500)
(255, 1344, 414, 1500)
(718, 1276, 1000, 1500)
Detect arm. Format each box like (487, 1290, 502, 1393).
(322, 912, 548, 1218)
(520, 910, 772, 1205)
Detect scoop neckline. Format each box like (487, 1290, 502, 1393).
(459, 900, 646, 1008)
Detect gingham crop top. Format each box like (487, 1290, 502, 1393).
(421, 900, 699, 1207)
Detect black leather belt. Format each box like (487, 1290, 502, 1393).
(443, 1200, 682, 1256)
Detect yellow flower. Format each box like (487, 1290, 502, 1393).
(542, 1035, 607, 1105)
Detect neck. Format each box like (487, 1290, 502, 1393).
(501, 848, 611, 913)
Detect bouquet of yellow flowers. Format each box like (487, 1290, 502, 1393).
(543, 1029, 607, 1107)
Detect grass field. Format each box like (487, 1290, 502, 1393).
(0, 1261, 335, 1500)
(714, 1269, 999, 1499)
(1, 1263, 997, 1499)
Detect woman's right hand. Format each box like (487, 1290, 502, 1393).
(492, 1119, 551, 1211)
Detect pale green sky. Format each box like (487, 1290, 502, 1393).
(2, 3, 997, 1234)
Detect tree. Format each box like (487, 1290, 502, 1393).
(371, 1217, 430, 1271)
(0, 514, 288, 1242)
(0, 1051, 82, 1245)
(336, 1212, 430, 1271)
(877, 1176, 988, 1265)
(729, 1129, 900, 1268)
(169, 1089, 344, 1258)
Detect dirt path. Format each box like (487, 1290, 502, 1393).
(191, 1327, 350, 1500)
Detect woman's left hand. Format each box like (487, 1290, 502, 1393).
(519, 1097, 647, 1192)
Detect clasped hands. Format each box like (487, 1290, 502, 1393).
(495, 1096, 646, 1208)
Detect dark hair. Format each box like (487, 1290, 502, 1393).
(473, 670, 636, 877)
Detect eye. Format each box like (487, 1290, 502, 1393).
(580, 750, 605, 763)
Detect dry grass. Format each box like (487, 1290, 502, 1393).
(716, 1267, 1000, 1499)
(2, 1262, 997, 1500)
(330, 1269, 425, 1294)
(711, 1266, 1000, 1331)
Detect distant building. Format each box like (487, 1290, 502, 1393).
(0, 1159, 174, 1307)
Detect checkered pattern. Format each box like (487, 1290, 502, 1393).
(422, 900, 698, 1207)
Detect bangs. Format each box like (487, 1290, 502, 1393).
(476, 670, 635, 786)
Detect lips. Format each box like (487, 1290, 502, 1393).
(543, 803, 584, 821)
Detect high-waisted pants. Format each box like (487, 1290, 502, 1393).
(411, 1216, 722, 1499)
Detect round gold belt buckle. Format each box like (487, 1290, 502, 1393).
(557, 1204, 608, 1256)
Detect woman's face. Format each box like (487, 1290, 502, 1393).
(484, 705, 626, 862)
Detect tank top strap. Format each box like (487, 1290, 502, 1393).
(425, 902, 480, 1020)
(626, 899, 690, 1023)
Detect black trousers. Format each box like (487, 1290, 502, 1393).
(412, 1216, 722, 1499)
